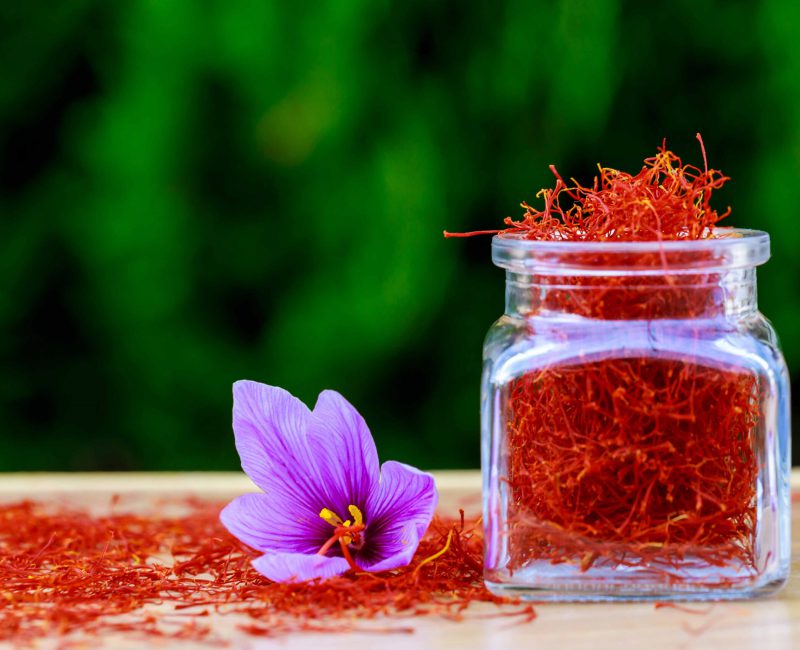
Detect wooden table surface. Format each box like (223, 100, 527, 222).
(1, 470, 798, 650)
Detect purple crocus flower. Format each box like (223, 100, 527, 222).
(220, 381, 438, 583)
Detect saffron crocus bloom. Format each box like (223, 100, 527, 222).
(220, 381, 438, 583)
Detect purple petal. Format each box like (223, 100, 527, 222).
(220, 493, 330, 554)
(358, 521, 421, 572)
(232, 381, 328, 510)
(305, 390, 380, 513)
(252, 551, 351, 583)
(358, 461, 438, 571)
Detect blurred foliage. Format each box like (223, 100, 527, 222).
(0, 0, 798, 470)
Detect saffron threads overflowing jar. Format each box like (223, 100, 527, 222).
(477, 141, 791, 601)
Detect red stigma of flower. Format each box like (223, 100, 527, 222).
(317, 506, 365, 572)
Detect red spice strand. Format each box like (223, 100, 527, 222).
(508, 138, 731, 241)
(654, 602, 714, 615)
(506, 358, 760, 579)
(447, 137, 731, 242)
(443, 229, 500, 238)
(0, 501, 516, 645)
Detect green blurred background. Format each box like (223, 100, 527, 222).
(1, 1, 798, 471)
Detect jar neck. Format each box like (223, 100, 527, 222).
(505, 269, 758, 320)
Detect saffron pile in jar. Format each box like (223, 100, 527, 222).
(508, 140, 758, 572)
(0, 499, 533, 645)
(454, 135, 791, 598)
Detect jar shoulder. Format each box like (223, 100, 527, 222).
(483, 311, 789, 385)
(746, 312, 780, 347)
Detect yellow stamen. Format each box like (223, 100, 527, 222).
(319, 508, 343, 527)
(348, 505, 363, 526)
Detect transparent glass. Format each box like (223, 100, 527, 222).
(482, 229, 791, 601)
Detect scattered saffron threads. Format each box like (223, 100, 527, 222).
(412, 529, 453, 579)
(654, 602, 715, 616)
(0, 500, 529, 646)
(448, 137, 762, 583)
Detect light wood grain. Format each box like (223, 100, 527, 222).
(0, 470, 484, 496)
(1, 470, 798, 650)
(2, 469, 796, 494)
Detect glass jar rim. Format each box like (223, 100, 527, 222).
(492, 227, 770, 276)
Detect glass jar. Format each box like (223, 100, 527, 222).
(481, 229, 791, 601)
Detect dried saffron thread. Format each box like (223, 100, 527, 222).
(0, 499, 525, 646)
(448, 136, 762, 583)
(506, 358, 759, 577)
(445, 134, 730, 242)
